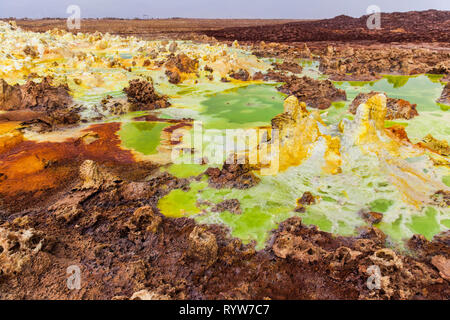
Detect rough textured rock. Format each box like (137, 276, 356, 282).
(165, 53, 199, 74)
(272, 231, 326, 263)
(319, 47, 450, 80)
(229, 69, 250, 81)
(205, 163, 260, 189)
(0, 77, 79, 130)
(278, 76, 346, 109)
(123, 79, 170, 110)
(350, 91, 419, 120)
(165, 70, 181, 84)
(358, 210, 384, 225)
(437, 82, 450, 105)
(0, 77, 71, 112)
(211, 199, 241, 214)
(128, 206, 162, 233)
(78, 160, 119, 190)
(130, 289, 170, 300)
(0, 227, 44, 278)
(431, 255, 450, 281)
(294, 191, 316, 212)
(187, 226, 218, 267)
(431, 190, 450, 207)
(272, 61, 303, 74)
(205, 10, 450, 43)
(272, 217, 445, 300)
(418, 134, 450, 156)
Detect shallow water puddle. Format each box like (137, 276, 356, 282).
(119, 121, 171, 155)
(199, 84, 286, 129)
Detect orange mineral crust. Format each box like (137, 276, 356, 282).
(0, 122, 134, 196)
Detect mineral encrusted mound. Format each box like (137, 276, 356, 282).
(0, 77, 79, 129)
(0, 77, 72, 112)
(165, 53, 199, 74)
(123, 79, 170, 110)
(128, 206, 162, 233)
(277, 76, 346, 109)
(205, 163, 260, 189)
(187, 226, 218, 267)
(417, 134, 450, 157)
(350, 91, 419, 120)
(0, 227, 44, 278)
(211, 199, 242, 214)
(437, 82, 450, 105)
(294, 191, 316, 212)
(272, 61, 303, 74)
(165, 70, 181, 84)
(229, 69, 250, 81)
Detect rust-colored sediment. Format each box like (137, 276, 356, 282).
(0, 122, 134, 196)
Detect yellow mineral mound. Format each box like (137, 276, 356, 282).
(264, 95, 341, 174)
(341, 93, 447, 207)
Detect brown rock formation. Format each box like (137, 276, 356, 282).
(272, 61, 303, 74)
(123, 79, 170, 110)
(165, 53, 199, 74)
(278, 76, 347, 109)
(350, 91, 419, 120)
(205, 163, 260, 189)
(437, 82, 450, 105)
(0, 77, 71, 112)
(229, 69, 250, 81)
(187, 226, 218, 267)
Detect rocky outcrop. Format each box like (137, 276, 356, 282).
(272, 217, 445, 300)
(0, 77, 79, 130)
(211, 199, 241, 214)
(358, 210, 384, 225)
(437, 82, 450, 105)
(417, 134, 450, 156)
(229, 69, 250, 81)
(187, 226, 218, 267)
(123, 79, 170, 110)
(78, 159, 119, 190)
(0, 227, 44, 278)
(350, 91, 419, 120)
(127, 206, 162, 233)
(252, 42, 312, 60)
(294, 192, 316, 212)
(431, 255, 450, 281)
(165, 70, 181, 84)
(205, 163, 260, 189)
(165, 53, 199, 74)
(0, 77, 71, 112)
(272, 61, 303, 74)
(277, 76, 346, 109)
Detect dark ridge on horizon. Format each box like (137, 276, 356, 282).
(202, 9, 450, 43)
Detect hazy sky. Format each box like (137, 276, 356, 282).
(1, 0, 449, 19)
